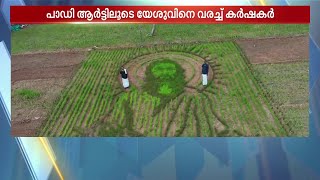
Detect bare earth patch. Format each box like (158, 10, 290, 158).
(236, 36, 309, 64)
(239, 36, 309, 136)
(11, 52, 86, 136)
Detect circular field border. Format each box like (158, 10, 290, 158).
(123, 51, 214, 93)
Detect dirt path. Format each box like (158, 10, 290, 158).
(11, 52, 86, 136)
(236, 35, 309, 64)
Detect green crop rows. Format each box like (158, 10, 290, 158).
(144, 59, 186, 104)
(39, 42, 291, 137)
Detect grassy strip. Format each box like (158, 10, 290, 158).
(12, 24, 308, 54)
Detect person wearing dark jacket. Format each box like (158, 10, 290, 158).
(202, 61, 209, 86)
(120, 67, 129, 88)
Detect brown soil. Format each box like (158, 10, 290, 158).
(214, 120, 226, 133)
(236, 36, 309, 64)
(12, 66, 77, 83)
(11, 52, 86, 136)
(11, 78, 69, 136)
(12, 52, 86, 83)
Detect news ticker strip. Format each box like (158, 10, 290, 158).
(11, 6, 310, 24)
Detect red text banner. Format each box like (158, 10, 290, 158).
(11, 6, 310, 24)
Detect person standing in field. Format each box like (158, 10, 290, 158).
(120, 67, 130, 89)
(202, 61, 209, 86)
